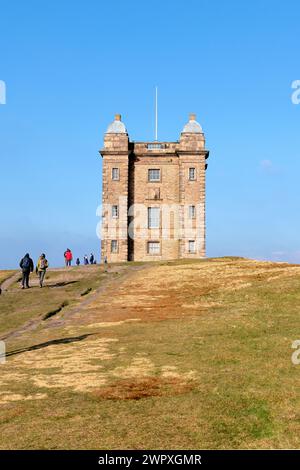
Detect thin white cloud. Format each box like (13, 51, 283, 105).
(259, 159, 282, 175)
(260, 159, 274, 172)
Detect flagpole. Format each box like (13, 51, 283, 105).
(155, 86, 158, 141)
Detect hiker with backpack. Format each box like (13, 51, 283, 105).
(64, 248, 73, 267)
(19, 253, 34, 289)
(36, 253, 49, 288)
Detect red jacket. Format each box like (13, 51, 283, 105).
(65, 250, 73, 261)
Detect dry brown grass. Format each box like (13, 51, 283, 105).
(82, 258, 300, 324)
(93, 376, 195, 400)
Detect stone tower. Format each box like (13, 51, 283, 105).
(100, 113, 209, 262)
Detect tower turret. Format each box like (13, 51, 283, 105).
(100, 114, 130, 262)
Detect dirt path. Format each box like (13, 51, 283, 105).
(1, 264, 150, 341)
(0, 272, 20, 293)
(43, 264, 149, 331)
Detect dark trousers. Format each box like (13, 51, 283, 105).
(22, 270, 30, 288)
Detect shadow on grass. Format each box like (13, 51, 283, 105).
(6, 333, 94, 357)
(42, 300, 69, 320)
(81, 287, 92, 296)
(48, 281, 79, 288)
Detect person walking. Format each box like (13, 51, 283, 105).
(84, 255, 89, 265)
(64, 248, 73, 267)
(36, 253, 49, 288)
(89, 253, 94, 265)
(76, 257, 80, 266)
(19, 253, 34, 289)
(104, 255, 108, 272)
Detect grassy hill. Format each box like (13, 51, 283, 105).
(0, 270, 15, 285)
(1, 257, 300, 449)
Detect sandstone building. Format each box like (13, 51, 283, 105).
(100, 113, 209, 262)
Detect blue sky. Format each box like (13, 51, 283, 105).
(0, 0, 300, 268)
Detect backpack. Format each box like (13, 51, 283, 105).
(40, 258, 47, 270)
(22, 257, 31, 270)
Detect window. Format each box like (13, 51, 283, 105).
(147, 143, 165, 149)
(112, 168, 119, 180)
(148, 188, 160, 200)
(112, 205, 119, 218)
(111, 240, 118, 253)
(148, 241, 160, 255)
(148, 207, 160, 228)
(189, 168, 196, 180)
(189, 205, 196, 219)
(188, 240, 196, 253)
(148, 169, 160, 182)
